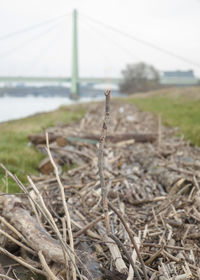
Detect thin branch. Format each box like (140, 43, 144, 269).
(98, 89, 111, 235)
(0, 274, 15, 280)
(28, 192, 43, 227)
(98, 226, 128, 273)
(108, 202, 149, 280)
(0, 216, 28, 245)
(0, 228, 35, 255)
(74, 214, 104, 238)
(27, 175, 70, 272)
(38, 250, 59, 280)
(109, 233, 142, 280)
(127, 236, 141, 280)
(157, 114, 162, 150)
(0, 247, 46, 277)
(0, 164, 82, 279)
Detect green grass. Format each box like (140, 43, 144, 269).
(126, 87, 200, 146)
(1, 87, 200, 193)
(0, 105, 86, 193)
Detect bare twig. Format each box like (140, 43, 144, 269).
(127, 236, 141, 280)
(71, 218, 101, 240)
(145, 248, 163, 266)
(0, 164, 82, 279)
(28, 191, 43, 227)
(98, 89, 111, 235)
(157, 114, 162, 149)
(0, 228, 35, 255)
(109, 233, 142, 280)
(0, 247, 46, 277)
(27, 175, 70, 272)
(0, 274, 15, 280)
(98, 225, 128, 273)
(108, 202, 149, 280)
(74, 214, 104, 238)
(61, 217, 67, 243)
(38, 250, 59, 280)
(0, 216, 28, 245)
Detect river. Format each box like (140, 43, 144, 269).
(0, 96, 105, 123)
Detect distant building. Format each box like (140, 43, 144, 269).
(160, 70, 199, 86)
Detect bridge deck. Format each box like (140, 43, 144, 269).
(0, 77, 122, 84)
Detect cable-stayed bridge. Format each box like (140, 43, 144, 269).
(0, 9, 199, 98)
(0, 76, 121, 84)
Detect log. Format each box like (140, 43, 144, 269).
(2, 195, 66, 264)
(85, 133, 157, 143)
(28, 133, 61, 145)
(39, 157, 55, 174)
(0, 195, 102, 280)
(56, 136, 98, 147)
(39, 157, 62, 175)
(28, 133, 157, 146)
(56, 137, 69, 147)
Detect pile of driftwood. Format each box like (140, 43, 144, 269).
(1, 91, 200, 279)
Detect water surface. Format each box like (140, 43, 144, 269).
(0, 96, 103, 122)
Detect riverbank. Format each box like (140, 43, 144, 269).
(1, 95, 200, 278)
(0, 103, 86, 192)
(1, 86, 200, 192)
(127, 86, 200, 146)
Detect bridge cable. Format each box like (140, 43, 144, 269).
(80, 13, 200, 69)
(79, 20, 116, 87)
(79, 19, 114, 63)
(80, 17, 143, 62)
(23, 23, 66, 73)
(0, 19, 65, 59)
(0, 12, 70, 41)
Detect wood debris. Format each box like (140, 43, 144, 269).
(0, 93, 200, 279)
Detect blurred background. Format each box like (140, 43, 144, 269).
(0, 0, 200, 122)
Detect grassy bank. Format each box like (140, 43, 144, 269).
(127, 87, 200, 146)
(0, 105, 86, 193)
(1, 87, 200, 193)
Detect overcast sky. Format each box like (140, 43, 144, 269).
(0, 0, 200, 78)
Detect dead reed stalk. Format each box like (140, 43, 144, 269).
(46, 132, 77, 280)
(0, 163, 82, 279)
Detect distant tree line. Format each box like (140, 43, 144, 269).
(120, 62, 160, 94)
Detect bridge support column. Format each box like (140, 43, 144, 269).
(71, 9, 79, 99)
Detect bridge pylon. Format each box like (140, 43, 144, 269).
(71, 9, 79, 99)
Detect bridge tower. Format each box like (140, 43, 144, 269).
(71, 9, 79, 98)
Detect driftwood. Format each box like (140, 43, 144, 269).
(0, 194, 102, 280)
(98, 224, 128, 274)
(29, 132, 157, 146)
(28, 133, 61, 145)
(84, 133, 156, 143)
(39, 157, 62, 175)
(1, 99, 200, 279)
(1, 195, 67, 264)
